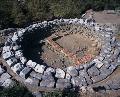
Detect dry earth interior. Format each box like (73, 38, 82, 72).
(21, 24, 101, 69)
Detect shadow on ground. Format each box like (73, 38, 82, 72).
(21, 25, 56, 66)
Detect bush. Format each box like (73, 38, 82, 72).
(0, 83, 33, 97)
(43, 89, 80, 97)
(0, 0, 120, 29)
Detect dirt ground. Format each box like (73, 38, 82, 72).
(84, 10, 120, 24)
(41, 33, 99, 68)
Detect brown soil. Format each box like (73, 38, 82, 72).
(40, 33, 100, 68)
(84, 10, 120, 24)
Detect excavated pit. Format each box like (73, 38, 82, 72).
(21, 24, 101, 69)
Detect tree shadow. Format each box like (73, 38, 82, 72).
(21, 24, 57, 65)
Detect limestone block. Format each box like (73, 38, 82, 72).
(87, 66, 100, 77)
(19, 67, 31, 79)
(30, 71, 42, 80)
(2, 51, 13, 60)
(93, 59, 104, 68)
(55, 68, 65, 79)
(20, 57, 27, 64)
(15, 50, 23, 58)
(2, 79, 14, 88)
(6, 58, 17, 67)
(26, 60, 37, 68)
(34, 64, 45, 74)
(67, 66, 78, 77)
(11, 63, 24, 74)
(12, 34, 18, 42)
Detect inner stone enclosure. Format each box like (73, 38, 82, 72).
(21, 24, 101, 69)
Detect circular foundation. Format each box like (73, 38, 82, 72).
(2, 19, 120, 90)
(21, 24, 101, 69)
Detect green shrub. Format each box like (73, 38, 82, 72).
(0, 83, 33, 97)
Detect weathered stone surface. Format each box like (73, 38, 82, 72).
(25, 77, 39, 86)
(2, 46, 11, 53)
(55, 68, 65, 79)
(66, 66, 78, 77)
(87, 66, 100, 77)
(93, 59, 104, 68)
(15, 50, 23, 58)
(12, 45, 21, 51)
(34, 64, 46, 74)
(42, 72, 54, 82)
(80, 86, 87, 93)
(20, 57, 27, 64)
(30, 71, 42, 80)
(56, 79, 71, 89)
(2, 51, 13, 60)
(2, 18, 120, 90)
(75, 65, 84, 71)
(11, 63, 24, 74)
(26, 60, 37, 68)
(65, 73, 71, 81)
(79, 70, 93, 85)
(2, 79, 14, 88)
(91, 74, 106, 82)
(12, 34, 18, 42)
(113, 48, 120, 57)
(0, 66, 5, 75)
(71, 76, 87, 87)
(56, 82, 71, 89)
(0, 73, 11, 85)
(19, 67, 31, 79)
(44, 67, 55, 74)
(6, 58, 17, 67)
(17, 29, 25, 37)
(40, 80, 55, 88)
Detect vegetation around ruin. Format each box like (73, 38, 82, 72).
(0, 0, 120, 30)
(0, 83, 33, 97)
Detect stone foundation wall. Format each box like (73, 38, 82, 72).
(2, 18, 120, 91)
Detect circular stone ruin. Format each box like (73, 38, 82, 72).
(2, 19, 120, 90)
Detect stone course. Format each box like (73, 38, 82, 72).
(2, 18, 120, 91)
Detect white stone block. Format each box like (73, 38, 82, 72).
(17, 29, 25, 37)
(2, 46, 11, 53)
(2, 51, 13, 59)
(34, 64, 45, 74)
(25, 77, 33, 84)
(15, 50, 23, 58)
(6, 58, 17, 67)
(11, 63, 24, 73)
(93, 59, 104, 68)
(20, 57, 27, 64)
(0, 66, 5, 75)
(55, 68, 65, 79)
(12, 34, 18, 42)
(45, 67, 55, 73)
(26, 60, 37, 68)
(2, 79, 14, 88)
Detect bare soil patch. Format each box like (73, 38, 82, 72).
(84, 10, 120, 24)
(40, 33, 100, 68)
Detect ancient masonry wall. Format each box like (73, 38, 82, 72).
(2, 19, 120, 90)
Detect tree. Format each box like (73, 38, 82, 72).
(0, 83, 33, 97)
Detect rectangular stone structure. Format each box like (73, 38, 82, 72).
(19, 67, 32, 79)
